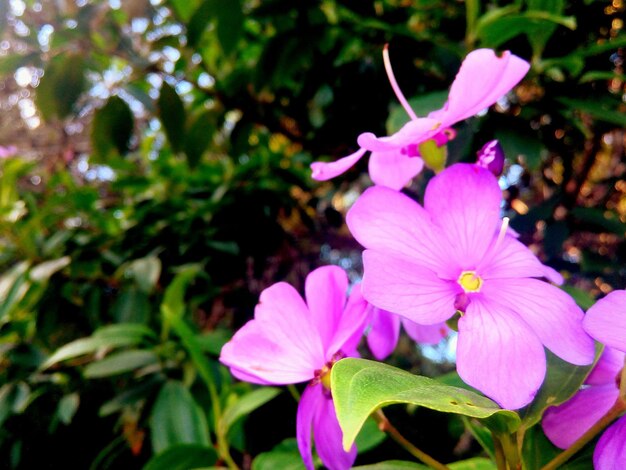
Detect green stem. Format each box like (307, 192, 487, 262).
(492, 434, 508, 470)
(373, 410, 451, 470)
(541, 398, 626, 470)
(499, 432, 520, 470)
(287, 384, 301, 402)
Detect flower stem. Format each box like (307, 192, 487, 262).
(541, 398, 626, 470)
(492, 434, 507, 470)
(374, 410, 451, 470)
(287, 384, 301, 402)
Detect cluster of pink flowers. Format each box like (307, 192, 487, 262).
(220, 47, 625, 469)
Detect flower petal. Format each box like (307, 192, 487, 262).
(594, 415, 626, 470)
(313, 389, 357, 470)
(368, 150, 424, 190)
(586, 347, 625, 386)
(366, 306, 401, 360)
(346, 186, 456, 278)
(310, 148, 367, 181)
(297, 385, 321, 470)
(327, 283, 369, 358)
(219, 282, 324, 385)
(543, 384, 619, 449)
(481, 278, 595, 366)
(479, 235, 563, 284)
(305, 266, 349, 353)
(362, 250, 459, 325)
(402, 318, 448, 345)
(356, 118, 442, 153)
(584, 290, 626, 353)
(432, 49, 529, 125)
(457, 295, 546, 409)
(424, 163, 502, 268)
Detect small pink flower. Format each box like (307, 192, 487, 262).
(346, 163, 595, 409)
(311, 49, 529, 190)
(219, 266, 369, 470)
(0, 145, 18, 159)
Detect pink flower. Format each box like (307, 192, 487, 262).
(366, 304, 448, 361)
(219, 266, 369, 470)
(346, 163, 595, 409)
(584, 290, 626, 354)
(543, 347, 626, 469)
(0, 145, 18, 159)
(311, 48, 529, 190)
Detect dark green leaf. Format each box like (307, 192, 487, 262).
(36, 54, 87, 121)
(149, 381, 211, 454)
(557, 97, 626, 127)
(143, 444, 217, 470)
(112, 287, 151, 324)
(184, 110, 213, 167)
(354, 416, 386, 453)
(84, 350, 159, 378)
(331, 358, 520, 450)
(57, 393, 80, 425)
(386, 92, 448, 135)
(518, 346, 601, 432)
(221, 387, 281, 435)
(158, 82, 186, 153)
(252, 439, 305, 470)
(353, 461, 429, 470)
(91, 96, 134, 160)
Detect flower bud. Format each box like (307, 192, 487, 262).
(476, 140, 505, 176)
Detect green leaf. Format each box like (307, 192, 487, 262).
(353, 461, 429, 470)
(57, 393, 80, 425)
(158, 82, 186, 153)
(518, 346, 601, 432)
(521, 425, 595, 470)
(184, 110, 213, 168)
(143, 444, 217, 470)
(561, 285, 595, 310)
(84, 350, 159, 378)
(162, 265, 202, 321)
(215, 0, 243, 55)
(91, 96, 134, 160)
(354, 416, 387, 453)
(41, 324, 154, 369)
(29, 257, 70, 282)
(495, 127, 545, 170)
(112, 287, 151, 324)
(36, 54, 87, 121)
(571, 207, 626, 236)
(123, 256, 162, 294)
(331, 358, 520, 450)
(252, 439, 305, 470)
(221, 387, 281, 435)
(449, 457, 497, 470)
(149, 381, 211, 454)
(556, 97, 626, 127)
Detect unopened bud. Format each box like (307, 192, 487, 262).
(476, 140, 505, 176)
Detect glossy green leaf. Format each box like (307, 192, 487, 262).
(355, 416, 386, 453)
(143, 444, 217, 470)
(149, 381, 211, 454)
(221, 387, 281, 435)
(158, 82, 186, 153)
(449, 458, 497, 470)
(91, 96, 134, 160)
(518, 346, 601, 432)
(84, 350, 159, 378)
(36, 54, 86, 121)
(521, 424, 595, 470)
(331, 358, 520, 450)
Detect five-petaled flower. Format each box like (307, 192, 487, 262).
(346, 162, 595, 409)
(543, 290, 626, 468)
(311, 48, 529, 190)
(219, 266, 368, 470)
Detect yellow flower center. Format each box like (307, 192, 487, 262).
(458, 271, 483, 293)
(320, 365, 332, 390)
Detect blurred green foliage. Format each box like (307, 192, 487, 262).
(0, 0, 624, 468)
